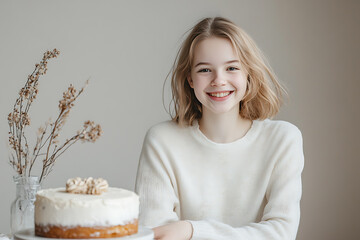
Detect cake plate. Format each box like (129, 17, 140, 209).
(14, 228, 154, 240)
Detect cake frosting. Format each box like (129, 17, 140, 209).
(34, 183, 139, 238)
(35, 187, 139, 227)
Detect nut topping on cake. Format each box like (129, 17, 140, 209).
(66, 177, 87, 194)
(88, 178, 109, 195)
(66, 177, 108, 195)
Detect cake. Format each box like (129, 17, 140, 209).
(34, 178, 139, 239)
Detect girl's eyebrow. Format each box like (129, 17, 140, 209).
(194, 60, 239, 67)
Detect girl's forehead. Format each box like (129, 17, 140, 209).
(192, 37, 240, 65)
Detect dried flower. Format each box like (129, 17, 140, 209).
(7, 49, 102, 183)
(79, 121, 102, 143)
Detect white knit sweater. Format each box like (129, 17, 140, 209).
(135, 119, 304, 240)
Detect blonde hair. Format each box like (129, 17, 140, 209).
(169, 17, 286, 126)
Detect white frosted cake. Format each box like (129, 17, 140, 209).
(34, 178, 139, 239)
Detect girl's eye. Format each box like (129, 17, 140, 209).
(227, 67, 239, 71)
(198, 68, 211, 73)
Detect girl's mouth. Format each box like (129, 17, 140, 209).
(207, 91, 234, 101)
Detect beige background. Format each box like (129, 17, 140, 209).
(0, 0, 359, 239)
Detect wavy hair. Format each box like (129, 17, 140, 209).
(169, 17, 286, 126)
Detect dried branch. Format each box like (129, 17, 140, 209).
(7, 49, 102, 183)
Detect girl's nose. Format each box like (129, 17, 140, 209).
(211, 71, 226, 86)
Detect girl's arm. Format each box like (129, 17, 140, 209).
(135, 128, 180, 228)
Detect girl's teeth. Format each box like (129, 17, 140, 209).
(210, 92, 231, 97)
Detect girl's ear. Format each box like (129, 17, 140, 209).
(187, 75, 194, 88)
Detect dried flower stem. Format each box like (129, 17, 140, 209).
(8, 49, 60, 176)
(8, 49, 102, 183)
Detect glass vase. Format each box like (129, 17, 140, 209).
(10, 176, 41, 235)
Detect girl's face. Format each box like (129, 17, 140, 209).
(188, 37, 247, 116)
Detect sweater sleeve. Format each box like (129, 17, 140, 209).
(188, 126, 304, 240)
(135, 128, 180, 228)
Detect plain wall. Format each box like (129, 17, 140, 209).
(0, 0, 359, 239)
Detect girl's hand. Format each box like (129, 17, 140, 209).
(153, 220, 193, 240)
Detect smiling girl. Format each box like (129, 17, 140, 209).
(135, 17, 304, 240)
